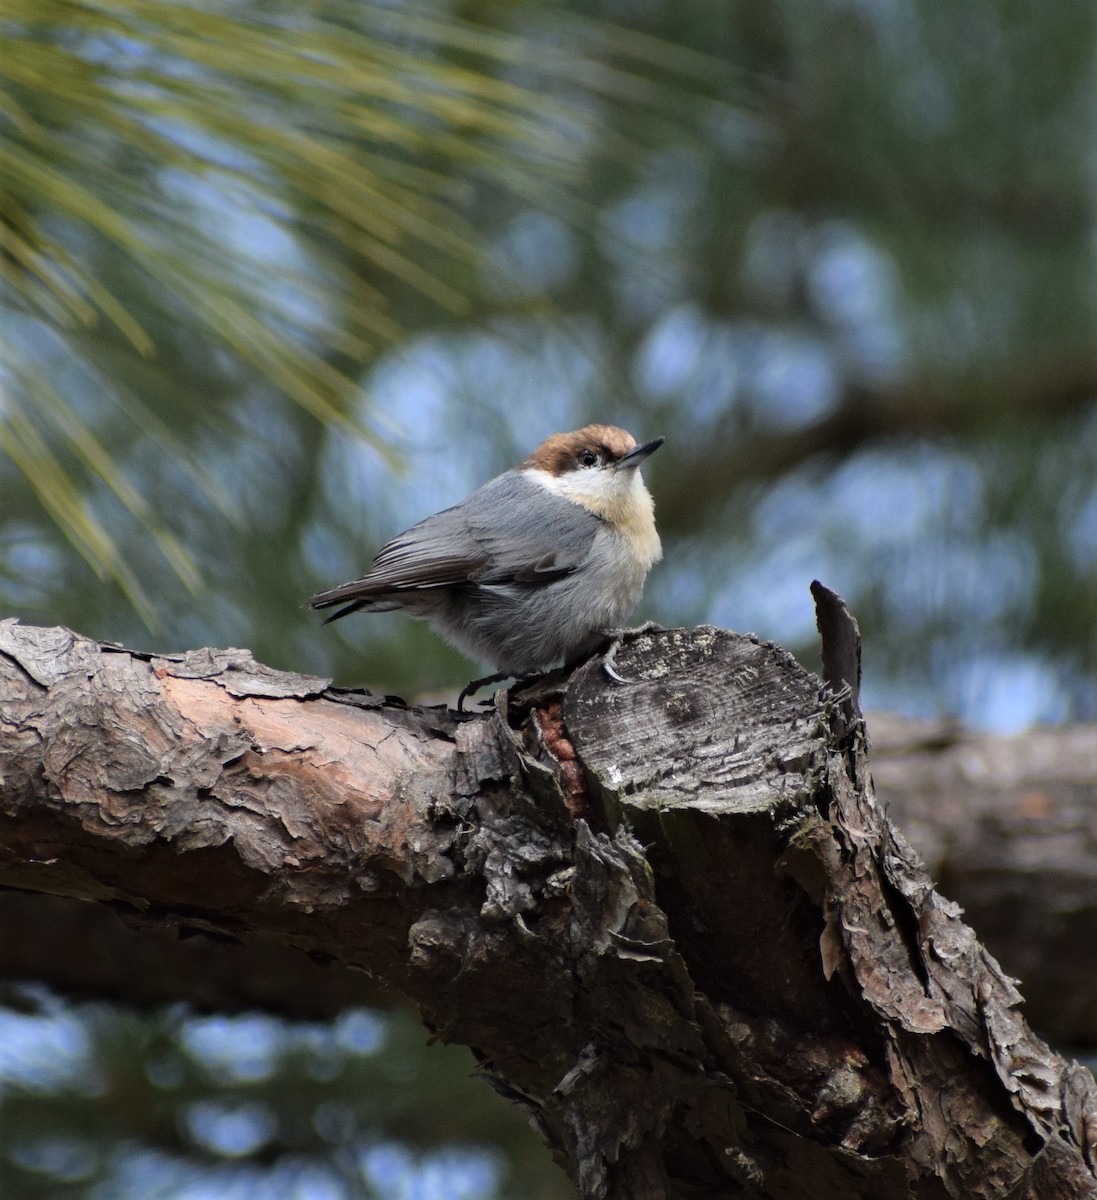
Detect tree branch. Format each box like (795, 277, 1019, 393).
(4, 717, 1093, 1039)
(0, 615, 1094, 1199)
(655, 353, 1097, 531)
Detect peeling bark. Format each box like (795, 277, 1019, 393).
(0, 613, 1094, 1199)
(4, 722, 1093, 1037)
(871, 715, 1097, 1047)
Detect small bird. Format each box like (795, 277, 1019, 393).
(310, 424, 663, 704)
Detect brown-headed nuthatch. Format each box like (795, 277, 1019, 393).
(310, 424, 663, 702)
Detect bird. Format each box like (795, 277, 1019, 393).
(310, 424, 663, 707)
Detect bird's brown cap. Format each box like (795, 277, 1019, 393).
(523, 424, 638, 475)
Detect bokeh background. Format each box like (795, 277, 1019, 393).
(1, 0, 1094, 1196)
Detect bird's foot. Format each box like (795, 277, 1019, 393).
(457, 671, 511, 714)
(599, 622, 664, 684)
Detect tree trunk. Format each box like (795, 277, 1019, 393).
(0, 608, 1094, 1199)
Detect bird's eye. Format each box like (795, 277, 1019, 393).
(578, 449, 598, 467)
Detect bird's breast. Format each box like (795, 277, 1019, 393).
(597, 482, 662, 575)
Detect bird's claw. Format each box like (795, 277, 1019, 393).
(599, 622, 662, 685)
(603, 658, 632, 684)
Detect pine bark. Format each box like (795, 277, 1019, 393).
(0, 611, 1094, 1199)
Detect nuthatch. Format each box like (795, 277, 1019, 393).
(310, 424, 663, 704)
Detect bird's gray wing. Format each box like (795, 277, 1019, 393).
(460, 472, 599, 585)
(310, 473, 596, 612)
(309, 507, 489, 612)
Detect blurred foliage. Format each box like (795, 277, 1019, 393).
(1, 0, 1096, 1195)
(0, 0, 706, 623)
(1, 0, 1092, 723)
(0, 994, 569, 1199)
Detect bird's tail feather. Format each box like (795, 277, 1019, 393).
(310, 583, 402, 621)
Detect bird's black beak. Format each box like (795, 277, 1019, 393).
(615, 437, 665, 470)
